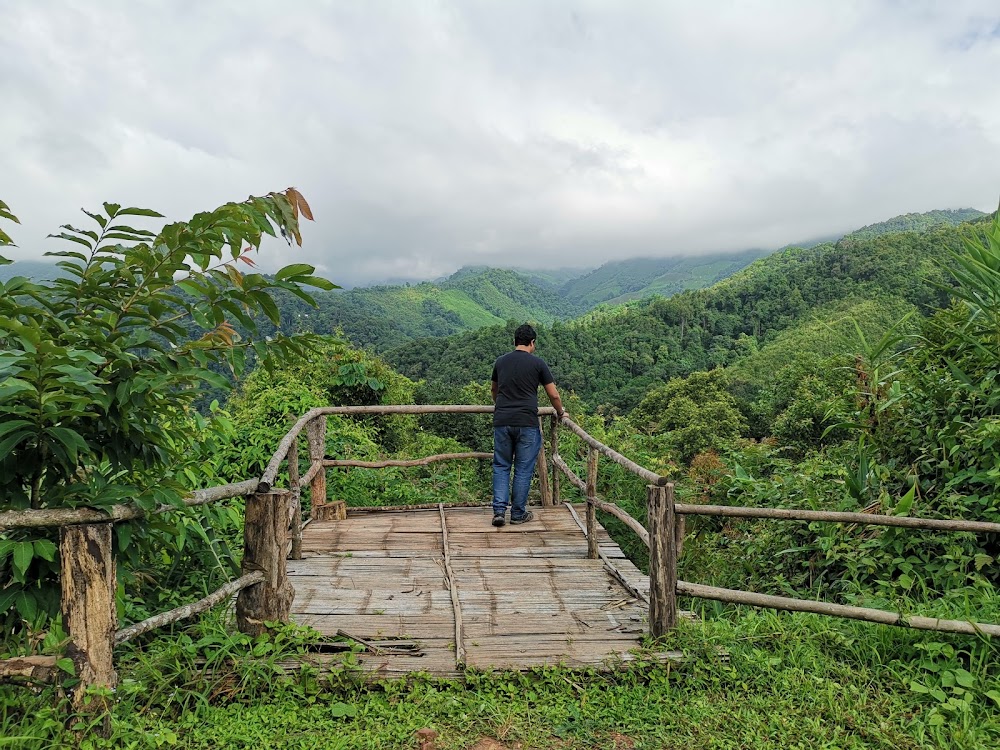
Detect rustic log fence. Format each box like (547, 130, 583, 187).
(0, 405, 548, 705)
(3, 403, 1000, 715)
(545, 415, 1000, 639)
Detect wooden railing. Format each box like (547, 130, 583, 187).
(546, 415, 1000, 640)
(0, 405, 547, 710)
(4, 403, 1000, 717)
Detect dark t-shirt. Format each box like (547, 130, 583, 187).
(491, 350, 554, 427)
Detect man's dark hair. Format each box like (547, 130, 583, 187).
(514, 324, 537, 347)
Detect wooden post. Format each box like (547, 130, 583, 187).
(306, 415, 327, 515)
(549, 415, 560, 506)
(60, 523, 117, 726)
(648, 483, 677, 638)
(287, 438, 302, 560)
(237, 491, 294, 636)
(536, 417, 552, 507)
(586, 448, 598, 560)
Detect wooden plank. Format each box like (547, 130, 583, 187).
(292, 587, 453, 615)
(286, 502, 675, 675)
(294, 614, 457, 639)
(439, 503, 464, 668)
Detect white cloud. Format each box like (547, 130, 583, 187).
(2, 0, 998, 286)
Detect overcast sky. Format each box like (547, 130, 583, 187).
(2, 1, 999, 287)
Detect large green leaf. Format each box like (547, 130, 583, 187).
(275, 263, 315, 281)
(12, 542, 33, 577)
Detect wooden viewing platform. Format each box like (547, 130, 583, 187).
(288, 504, 686, 677)
(10, 407, 998, 725)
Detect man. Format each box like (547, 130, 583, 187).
(490, 323, 565, 527)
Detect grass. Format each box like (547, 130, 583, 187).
(4, 607, 999, 749)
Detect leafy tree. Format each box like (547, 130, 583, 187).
(219, 337, 418, 480)
(632, 371, 747, 463)
(0, 189, 333, 627)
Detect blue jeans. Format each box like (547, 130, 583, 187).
(492, 425, 542, 519)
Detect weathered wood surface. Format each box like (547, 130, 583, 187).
(586, 449, 599, 560)
(648, 484, 678, 638)
(323, 453, 491, 469)
(289, 505, 689, 676)
(116, 572, 265, 645)
(306, 417, 327, 508)
(0, 655, 60, 685)
(560, 417, 667, 486)
(259, 405, 556, 492)
(439, 504, 466, 666)
(288, 439, 303, 560)
(549, 416, 561, 505)
(237, 492, 294, 636)
(674, 503, 1000, 534)
(536, 417, 553, 507)
(60, 523, 117, 721)
(0, 479, 257, 530)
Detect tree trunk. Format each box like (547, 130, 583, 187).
(648, 484, 677, 638)
(536, 417, 552, 507)
(549, 415, 560, 506)
(586, 449, 598, 560)
(236, 491, 294, 636)
(60, 523, 117, 731)
(306, 416, 327, 516)
(287, 439, 302, 560)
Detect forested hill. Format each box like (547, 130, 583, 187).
(279, 267, 579, 351)
(557, 250, 770, 308)
(843, 208, 984, 242)
(387, 220, 981, 411)
(0, 259, 62, 283)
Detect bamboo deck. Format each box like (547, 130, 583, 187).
(288, 504, 689, 677)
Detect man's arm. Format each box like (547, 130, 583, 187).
(491, 379, 498, 403)
(543, 382, 565, 419)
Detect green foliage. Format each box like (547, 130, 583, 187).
(559, 250, 769, 308)
(633, 371, 747, 463)
(6, 609, 1000, 748)
(0, 189, 333, 629)
(219, 337, 414, 479)
(267, 267, 581, 353)
(389, 222, 971, 414)
(844, 208, 986, 242)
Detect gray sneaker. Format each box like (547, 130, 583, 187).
(492, 514, 506, 527)
(510, 511, 534, 525)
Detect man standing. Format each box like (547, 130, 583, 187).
(490, 323, 565, 527)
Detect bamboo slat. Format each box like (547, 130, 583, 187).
(347, 501, 491, 513)
(439, 504, 465, 667)
(288, 505, 663, 675)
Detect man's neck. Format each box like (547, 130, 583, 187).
(514, 345, 532, 353)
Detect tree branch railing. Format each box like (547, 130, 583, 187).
(546, 415, 1000, 641)
(6, 403, 1000, 712)
(0, 405, 524, 704)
